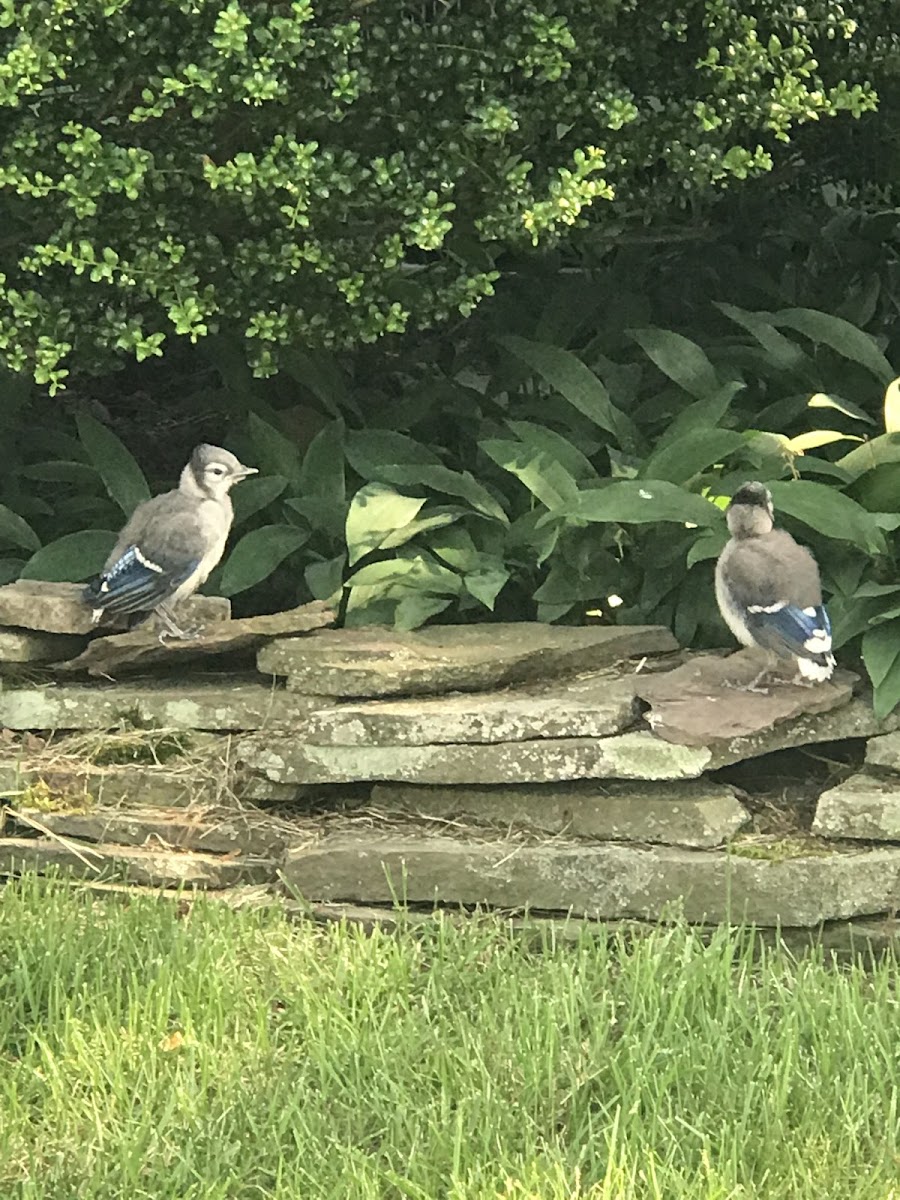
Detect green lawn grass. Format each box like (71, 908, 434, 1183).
(1, 876, 898, 1199)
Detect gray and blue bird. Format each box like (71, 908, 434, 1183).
(715, 481, 835, 688)
(84, 443, 257, 639)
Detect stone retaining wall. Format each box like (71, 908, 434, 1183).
(1, 580, 900, 948)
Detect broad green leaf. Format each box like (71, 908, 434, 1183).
(464, 566, 509, 611)
(0, 504, 40, 552)
(770, 308, 894, 385)
(299, 420, 346, 502)
(345, 484, 427, 565)
(380, 464, 508, 523)
(344, 430, 441, 479)
(767, 480, 885, 553)
(653, 382, 745, 453)
(808, 392, 875, 425)
(505, 420, 600, 483)
(219, 524, 309, 596)
(786, 430, 864, 454)
(563, 481, 722, 527)
(231, 474, 288, 526)
(394, 592, 454, 631)
(247, 413, 301, 482)
(76, 413, 150, 518)
(380, 509, 462, 550)
(642, 430, 746, 484)
(863, 621, 900, 716)
(479, 439, 580, 511)
(884, 378, 900, 433)
(20, 530, 117, 582)
(305, 554, 346, 602)
(838, 433, 900, 479)
(284, 495, 348, 541)
(498, 335, 635, 446)
(345, 556, 460, 594)
(281, 348, 356, 417)
(714, 302, 807, 371)
(18, 461, 99, 485)
(628, 328, 718, 400)
(848, 581, 900, 600)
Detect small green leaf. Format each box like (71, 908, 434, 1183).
(0, 504, 40, 552)
(345, 484, 427, 565)
(686, 528, 728, 568)
(18, 461, 99, 485)
(498, 335, 635, 446)
(564, 481, 722, 527)
(231, 475, 289, 526)
(394, 592, 453, 631)
(770, 308, 894, 385)
(219, 524, 309, 596)
(305, 554, 346, 602)
(505, 420, 600, 483)
(20, 530, 117, 582)
(629, 328, 718, 400)
(768, 480, 885, 553)
(76, 413, 150, 518)
(652, 382, 745, 452)
(0, 559, 24, 585)
(715, 302, 808, 371)
(464, 567, 509, 610)
(808, 392, 875, 425)
(838, 434, 900, 479)
(786, 431, 864, 453)
(884, 378, 900, 434)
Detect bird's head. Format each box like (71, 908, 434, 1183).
(726, 481, 774, 539)
(184, 444, 258, 501)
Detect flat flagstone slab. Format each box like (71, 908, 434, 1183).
(865, 732, 900, 772)
(0, 628, 86, 663)
(0, 580, 231, 635)
(0, 836, 274, 887)
(0, 679, 327, 731)
(258, 622, 678, 698)
(281, 832, 900, 926)
(10, 806, 295, 857)
(237, 730, 713, 786)
(635, 651, 854, 746)
(370, 778, 750, 848)
(813, 773, 900, 841)
(303, 671, 639, 746)
(55, 601, 335, 676)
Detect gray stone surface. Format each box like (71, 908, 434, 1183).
(865, 731, 900, 772)
(0, 836, 274, 887)
(813, 773, 900, 841)
(258, 623, 679, 698)
(0, 680, 326, 731)
(707, 699, 900, 769)
(635, 650, 854, 747)
(304, 672, 639, 746)
(238, 730, 712, 786)
(0, 580, 231, 635)
(56, 600, 335, 676)
(0, 752, 229, 809)
(370, 779, 750, 848)
(281, 832, 900, 926)
(11, 806, 295, 857)
(0, 628, 86, 663)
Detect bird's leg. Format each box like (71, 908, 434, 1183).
(722, 650, 775, 695)
(155, 603, 203, 643)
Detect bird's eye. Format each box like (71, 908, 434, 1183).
(207, 465, 227, 477)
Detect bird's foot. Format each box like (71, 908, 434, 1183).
(157, 623, 204, 645)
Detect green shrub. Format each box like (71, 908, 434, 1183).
(0, 0, 880, 390)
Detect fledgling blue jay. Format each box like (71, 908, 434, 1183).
(83, 444, 257, 640)
(715, 481, 835, 690)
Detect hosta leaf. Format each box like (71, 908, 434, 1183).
(563, 481, 722, 527)
(629, 327, 718, 400)
(76, 413, 150, 518)
(0, 504, 40, 552)
(770, 308, 894, 385)
(20, 530, 117, 582)
(219, 525, 309, 596)
(345, 484, 427, 565)
(768, 480, 885, 553)
(380, 464, 508, 523)
(479, 439, 580, 511)
(498, 335, 635, 446)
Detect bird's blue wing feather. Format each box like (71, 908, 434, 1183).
(83, 545, 199, 616)
(746, 602, 832, 659)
